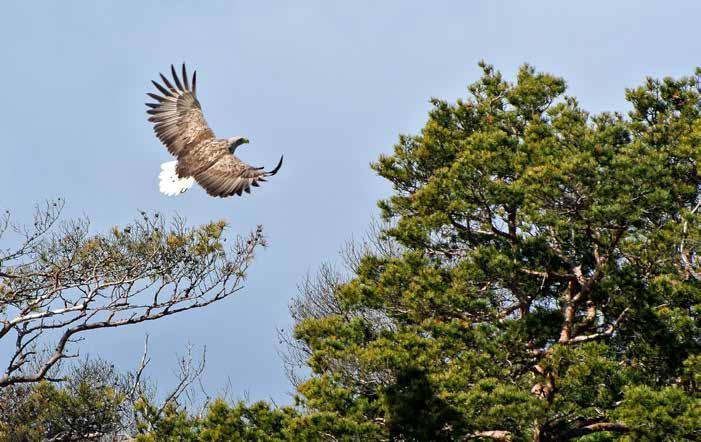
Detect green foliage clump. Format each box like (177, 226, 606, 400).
(286, 63, 701, 440)
(135, 399, 298, 442)
(0, 360, 126, 441)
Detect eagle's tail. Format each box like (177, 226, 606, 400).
(159, 161, 195, 196)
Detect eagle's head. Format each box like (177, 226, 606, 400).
(227, 137, 249, 153)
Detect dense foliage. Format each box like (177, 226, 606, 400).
(0, 360, 129, 440)
(135, 399, 298, 442)
(287, 63, 701, 440)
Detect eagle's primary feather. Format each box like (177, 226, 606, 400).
(146, 63, 283, 198)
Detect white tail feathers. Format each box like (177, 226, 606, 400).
(159, 161, 195, 196)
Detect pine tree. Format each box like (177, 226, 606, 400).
(289, 63, 701, 441)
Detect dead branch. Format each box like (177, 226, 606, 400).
(464, 430, 512, 441)
(561, 421, 629, 439)
(679, 200, 701, 280)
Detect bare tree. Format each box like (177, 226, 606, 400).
(121, 335, 212, 438)
(0, 199, 265, 388)
(279, 218, 401, 389)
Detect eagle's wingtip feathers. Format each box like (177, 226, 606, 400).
(268, 155, 284, 176)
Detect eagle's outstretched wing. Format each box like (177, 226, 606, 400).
(195, 155, 284, 198)
(146, 64, 215, 157)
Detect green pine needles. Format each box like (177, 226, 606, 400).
(288, 62, 701, 441)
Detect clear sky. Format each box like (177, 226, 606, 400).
(1, 1, 700, 403)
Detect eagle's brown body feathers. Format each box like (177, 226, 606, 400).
(146, 64, 282, 198)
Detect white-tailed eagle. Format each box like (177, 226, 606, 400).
(146, 64, 283, 197)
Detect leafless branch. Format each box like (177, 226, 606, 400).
(679, 200, 701, 280)
(128, 335, 151, 402)
(464, 430, 512, 441)
(158, 343, 207, 416)
(562, 421, 629, 439)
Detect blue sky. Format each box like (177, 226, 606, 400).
(1, 1, 700, 403)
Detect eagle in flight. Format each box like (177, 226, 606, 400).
(146, 64, 283, 197)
